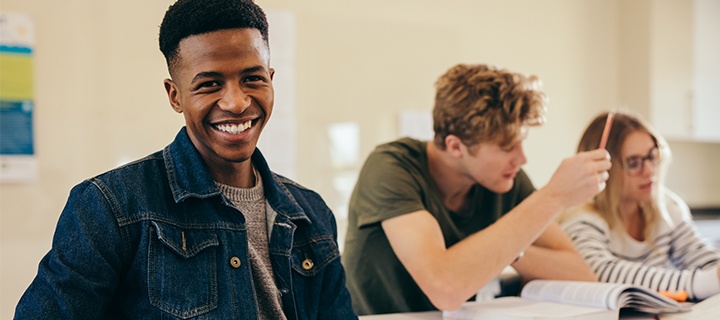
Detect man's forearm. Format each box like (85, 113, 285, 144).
(399, 191, 567, 309)
(512, 245, 597, 282)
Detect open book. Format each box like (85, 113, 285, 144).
(443, 280, 690, 320)
(660, 292, 720, 320)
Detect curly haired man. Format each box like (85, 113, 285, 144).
(342, 64, 611, 315)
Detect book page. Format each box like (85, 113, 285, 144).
(619, 288, 687, 314)
(521, 280, 628, 310)
(660, 292, 720, 320)
(442, 297, 617, 320)
(521, 280, 686, 314)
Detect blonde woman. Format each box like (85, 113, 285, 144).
(560, 111, 720, 301)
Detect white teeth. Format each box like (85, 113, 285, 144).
(216, 120, 252, 134)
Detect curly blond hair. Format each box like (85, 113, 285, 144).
(432, 64, 547, 150)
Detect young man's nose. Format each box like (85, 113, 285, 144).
(218, 84, 251, 112)
(512, 146, 527, 167)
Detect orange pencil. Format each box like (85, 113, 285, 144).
(599, 112, 614, 149)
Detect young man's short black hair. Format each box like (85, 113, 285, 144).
(159, 0, 269, 74)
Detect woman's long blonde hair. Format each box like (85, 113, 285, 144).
(561, 111, 672, 242)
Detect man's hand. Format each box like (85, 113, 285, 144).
(543, 149, 611, 210)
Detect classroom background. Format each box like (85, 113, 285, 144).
(1, 1, 719, 318)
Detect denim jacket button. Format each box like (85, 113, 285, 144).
(302, 258, 314, 270)
(230, 256, 241, 268)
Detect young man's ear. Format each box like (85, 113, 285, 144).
(164, 78, 183, 113)
(445, 135, 465, 158)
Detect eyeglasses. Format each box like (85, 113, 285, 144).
(622, 147, 660, 176)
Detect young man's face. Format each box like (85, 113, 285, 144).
(461, 130, 528, 194)
(164, 28, 274, 168)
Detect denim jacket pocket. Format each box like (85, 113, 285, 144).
(149, 221, 220, 319)
(291, 235, 340, 277)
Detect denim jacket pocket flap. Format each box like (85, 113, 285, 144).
(148, 221, 219, 318)
(292, 235, 339, 277)
(151, 221, 219, 258)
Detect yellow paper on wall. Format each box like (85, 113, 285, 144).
(0, 53, 34, 101)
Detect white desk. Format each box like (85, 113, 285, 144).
(357, 305, 657, 319)
(356, 270, 659, 319)
(358, 310, 655, 320)
(359, 310, 439, 319)
(356, 281, 720, 319)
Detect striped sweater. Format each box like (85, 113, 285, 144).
(560, 191, 720, 300)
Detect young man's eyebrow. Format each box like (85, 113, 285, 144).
(190, 66, 268, 84)
(190, 71, 224, 84)
(240, 65, 268, 74)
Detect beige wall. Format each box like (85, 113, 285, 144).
(0, 0, 718, 317)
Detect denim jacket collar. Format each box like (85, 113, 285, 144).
(164, 127, 310, 224)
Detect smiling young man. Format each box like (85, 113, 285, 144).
(14, 0, 356, 319)
(342, 64, 612, 315)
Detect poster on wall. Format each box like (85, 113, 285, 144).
(0, 12, 36, 183)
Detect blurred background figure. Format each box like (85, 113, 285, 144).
(560, 111, 720, 301)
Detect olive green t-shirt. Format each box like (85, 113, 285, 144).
(341, 138, 535, 315)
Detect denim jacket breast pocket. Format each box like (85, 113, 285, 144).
(148, 221, 220, 319)
(291, 234, 339, 277)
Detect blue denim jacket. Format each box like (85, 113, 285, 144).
(15, 128, 357, 320)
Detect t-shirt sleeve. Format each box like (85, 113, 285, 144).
(351, 150, 428, 229)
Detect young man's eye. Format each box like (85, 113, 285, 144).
(244, 75, 265, 83)
(200, 81, 221, 88)
(193, 81, 222, 92)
